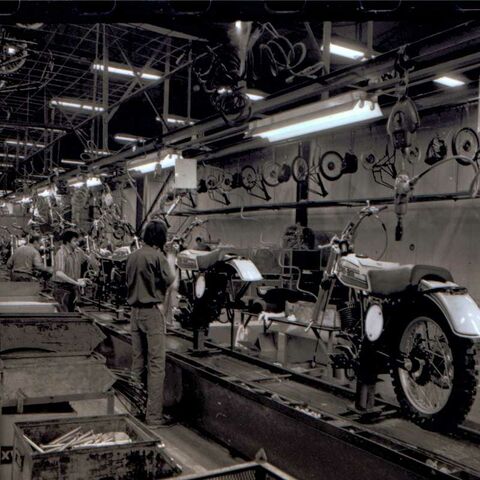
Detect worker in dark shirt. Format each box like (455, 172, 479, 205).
(126, 220, 175, 426)
(7, 235, 51, 281)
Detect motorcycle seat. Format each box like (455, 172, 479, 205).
(367, 264, 453, 296)
(177, 249, 224, 270)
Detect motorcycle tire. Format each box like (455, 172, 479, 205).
(390, 308, 477, 431)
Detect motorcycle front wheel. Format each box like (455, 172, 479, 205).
(391, 312, 477, 431)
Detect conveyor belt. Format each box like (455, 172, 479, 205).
(97, 322, 480, 480)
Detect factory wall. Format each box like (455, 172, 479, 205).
(191, 102, 480, 299)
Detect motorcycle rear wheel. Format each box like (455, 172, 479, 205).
(391, 312, 477, 431)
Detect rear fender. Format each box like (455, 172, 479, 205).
(419, 280, 480, 338)
(225, 258, 263, 282)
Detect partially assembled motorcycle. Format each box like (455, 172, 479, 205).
(171, 219, 263, 350)
(281, 204, 479, 431)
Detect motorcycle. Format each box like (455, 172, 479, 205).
(171, 219, 263, 350)
(264, 204, 480, 431)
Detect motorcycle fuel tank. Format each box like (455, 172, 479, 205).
(336, 254, 401, 291)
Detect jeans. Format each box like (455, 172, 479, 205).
(130, 306, 166, 423)
(53, 284, 78, 312)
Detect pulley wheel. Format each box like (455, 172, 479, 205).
(261, 160, 281, 187)
(292, 156, 308, 182)
(452, 127, 479, 166)
(425, 135, 447, 166)
(205, 175, 219, 191)
(220, 172, 234, 192)
(319, 151, 343, 181)
(278, 163, 292, 183)
(240, 165, 257, 190)
(362, 153, 377, 171)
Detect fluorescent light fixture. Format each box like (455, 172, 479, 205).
(69, 177, 102, 188)
(128, 151, 181, 174)
(0, 163, 13, 168)
(61, 159, 86, 166)
(5, 139, 45, 148)
(84, 148, 111, 157)
(92, 61, 162, 81)
(434, 76, 466, 87)
(50, 98, 105, 112)
(38, 187, 54, 197)
(327, 42, 366, 60)
(0, 152, 24, 159)
(249, 92, 383, 143)
(246, 89, 266, 101)
(163, 115, 195, 126)
(114, 133, 145, 143)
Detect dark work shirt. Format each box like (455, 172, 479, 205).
(126, 245, 175, 306)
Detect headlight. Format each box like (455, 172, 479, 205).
(195, 274, 206, 299)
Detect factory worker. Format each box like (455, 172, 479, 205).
(126, 220, 175, 427)
(7, 234, 52, 281)
(52, 229, 98, 312)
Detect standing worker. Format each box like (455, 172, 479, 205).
(6, 235, 52, 281)
(126, 220, 175, 427)
(52, 230, 98, 312)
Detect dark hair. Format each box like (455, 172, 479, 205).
(143, 220, 167, 249)
(62, 230, 79, 244)
(29, 235, 41, 244)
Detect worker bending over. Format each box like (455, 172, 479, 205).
(52, 230, 98, 312)
(126, 220, 175, 427)
(7, 235, 51, 281)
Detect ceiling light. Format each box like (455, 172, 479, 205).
(246, 89, 266, 101)
(84, 148, 111, 157)
(69, 177, 102, 188)
(235, 21, 242, 31)
(128, 151, 181, 174)
(92, 61, 162, 81)
(61, 159, 86, 166)
(0, 152, 24, 159)
(434, 76, 466, 87)
(38, 187, 54, 197)
(164, 115, 195, 126)
(50, 98, 105, 112)
(0, 163, 13, 168)
(5, 139, 45, 148)
(114, 133, 146, 143)
(249, 92, 383, 143)
(324, 42, 366, 60)
(7, 46, 17, 55)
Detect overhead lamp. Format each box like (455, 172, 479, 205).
(434, 76, 466, 88)
(328, 42, 366, 60)
(0, 162, 13, 168)
(246, 89, 266, 101)
(249, 92, 383, 143)
(0, 152, 25, 159)
(5, 139, 45, 148)
(114, 133, 146, 144)
(61, 159, 86, 166)
(92, 61, 162, 81)
(69, 176, 102, 188)
(128, 151, 181, 174)
(38, 187, 54, 197)
(84, 148, 111, 157)
(50, 98, 105, 113)
(163, 115, 195, 126)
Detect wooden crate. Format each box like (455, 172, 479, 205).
(12, 414, 182, 480)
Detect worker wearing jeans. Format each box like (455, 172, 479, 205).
(126, 220, 174, 426)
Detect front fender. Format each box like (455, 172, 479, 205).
(419, 280, 480, 338)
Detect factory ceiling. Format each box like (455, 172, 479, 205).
(0, 2, 477, 195)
